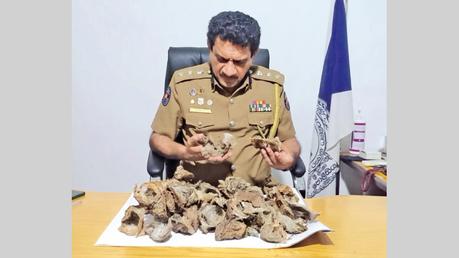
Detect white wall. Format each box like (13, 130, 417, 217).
(72, 0, 386, 192)
(348, 0, 387, 150)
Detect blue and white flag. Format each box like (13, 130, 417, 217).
(307, 0, 354, 198)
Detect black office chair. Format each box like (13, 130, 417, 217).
(147, 47, 306, 195)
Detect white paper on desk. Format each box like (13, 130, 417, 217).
(95, 192, 331, 249)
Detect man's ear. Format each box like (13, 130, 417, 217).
(251, 48, 259, 58)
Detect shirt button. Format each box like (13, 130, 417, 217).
(231, 164, 236, 171)
(259, 120, 264, 125)
(229, 121, 235, 127)
(198, 121, 202, 126)
(229, 98, 234, 104)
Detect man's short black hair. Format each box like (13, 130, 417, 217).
(207, 11, 261, 56)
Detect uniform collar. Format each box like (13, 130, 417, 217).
(210, 68, 252, 97)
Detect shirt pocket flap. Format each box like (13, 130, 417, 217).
(186, 114, 215, 129)
(248, 113, 274, 127)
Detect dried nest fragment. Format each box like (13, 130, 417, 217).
(260, 220, 288, 243)
(198, 203, 225, 233)
(225, 198, 251, 221)
(173, 165, 194, 182)
(164, 189, 176, 214)
(217, 176, 251, 198)
(118, 205, 146, 236)
(211, 196, 227, 208)
(224, 190, 267, 223)
(133, 181, 167, 207)
(143, 214, 172, 242)
(134, 182, 169, 220)
(215, 218, 247, 241)
(277, 212, 307, 234)
(234, 190, 265, 208)
(201, 133, 234, 158)
(289, 202, 319, 221)
(251, 136, 282, 152)
(170, 205, 199, 235)
(195, 181, 222, 204)
(277, 184, 299, 203)
(168, 181, 198, 209)
(120, 159, 320, 244)
(246, 226, 259, 237)
(265, 186, 295, 217)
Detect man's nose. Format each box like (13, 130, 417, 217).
(222, 62, 237, 77)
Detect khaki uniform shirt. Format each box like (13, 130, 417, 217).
(151, 62, 296, 186)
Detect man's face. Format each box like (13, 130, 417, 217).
(209, 37, 253, 89)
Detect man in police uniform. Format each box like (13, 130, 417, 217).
(150, 11, 300, 186)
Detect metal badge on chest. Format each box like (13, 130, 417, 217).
(189, 87, 213, 114)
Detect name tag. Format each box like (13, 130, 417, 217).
(189, 107, 212, 114)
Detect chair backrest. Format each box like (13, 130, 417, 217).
(163, 47, 270, 91)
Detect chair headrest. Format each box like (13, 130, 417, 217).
(164, 47, 270, 90)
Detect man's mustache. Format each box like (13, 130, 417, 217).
(221, 75, 238, 81)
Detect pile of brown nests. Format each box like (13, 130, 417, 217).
(119, 166, 318, 243)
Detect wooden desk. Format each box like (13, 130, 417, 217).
(73, 192, 386, 258)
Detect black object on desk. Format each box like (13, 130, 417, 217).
(72, 190, 85, 200)
(340, 155, 365, 162)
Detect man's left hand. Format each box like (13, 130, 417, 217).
(261, 146, 295, 171)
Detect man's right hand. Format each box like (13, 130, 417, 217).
(150, 132, 230, 164)
(183, 133, 208, 161)
(183, 133, 231, 164)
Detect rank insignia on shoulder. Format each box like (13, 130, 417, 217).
(249, 100, 272, 112)
(162, 86, 172, 106)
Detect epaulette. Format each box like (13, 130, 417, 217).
(250, 66, 284, 86)
(173, 63, 212, 84)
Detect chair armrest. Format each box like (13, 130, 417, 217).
(290, 156, 306, 178)
(147, 150, 165, 179)
(289, 157, 307, 198)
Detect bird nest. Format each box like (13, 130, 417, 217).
(119, 166, 318, 243)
